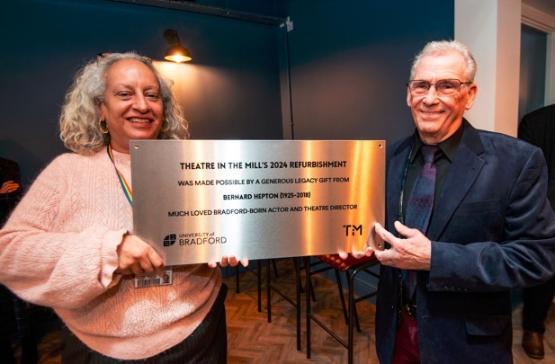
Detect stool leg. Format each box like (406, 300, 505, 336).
(235, 266, 240, 293)
(345, 271, 362, 332)
(310, 275, 316, 302)
(266, 259, 272, 323)
(257, 260, 262, 312)
(304, 256, 312, 359)
(354, 296, 362, 333)
(294, 258, 302, 351)
(300, 259, 316, 300)
(348, 270, 355, 364)
(336, 269, 348, 324)
(272, 259, 279, 277)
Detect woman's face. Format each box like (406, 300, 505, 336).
(99, 59, 164, 153)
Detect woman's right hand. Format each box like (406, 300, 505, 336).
(116, 234, 164, 275)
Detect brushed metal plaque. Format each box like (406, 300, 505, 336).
(131, 140, 385, 266)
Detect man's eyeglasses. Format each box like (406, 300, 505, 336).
(407, 79, 473, 97)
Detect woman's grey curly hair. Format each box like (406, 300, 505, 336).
(59, 52, 189, 154)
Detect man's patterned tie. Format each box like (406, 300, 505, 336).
(403, 145, 439, 301)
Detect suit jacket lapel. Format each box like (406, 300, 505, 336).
(387, 138, 413, 231)
(427, 121, 486, 240)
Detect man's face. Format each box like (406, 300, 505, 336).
(406, 51, 477, 144)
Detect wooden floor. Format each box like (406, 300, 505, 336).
(28, 261, 555, 363)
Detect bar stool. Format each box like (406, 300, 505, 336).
(304, 254, 379, 364)
(235, 258, 303, 351)
(234, 259, 279, 313)
(264, 258, 304, 350)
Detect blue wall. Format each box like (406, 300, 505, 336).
(1, 0, 284, 184)
(1, 0, 454, 185)
(286, 0, 454, 142)
(1, 0, 454, 300)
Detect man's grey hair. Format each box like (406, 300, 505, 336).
(410, 40, 477, 81)
(59, 52, 189, 155)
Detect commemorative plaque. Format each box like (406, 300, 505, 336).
(131, 140, 385, 266)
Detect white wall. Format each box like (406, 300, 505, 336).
(455, 0, 521, 136)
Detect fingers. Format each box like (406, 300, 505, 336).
(147, 249, 164, 270)
(373, 222, 400, 265)
(356, 246, 376, 258)
(338, 247, 373, 260)
(137, 248, 164, 274)
(118, 267, 132, 275)
(6, 184, 18, 192)
(0, 181, 19, 194)
(394, 220, 419, 238)
(131, 263, 146, 276)
(217, 256, 233, 268)
(219, 256, 238, 267)
(117, 234, 164, 275)
(374, 248, 395, 264)
(240, 257, 249, 267)
(374, 222, 400, 248)
(373, 221, 432, 270)
(338, 249, 348, 260)
(351, 249, 367, 259)
(221, 257, 230, 267)
(208, 256, 248, 268)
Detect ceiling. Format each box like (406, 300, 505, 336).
(523, 0, 555, 17)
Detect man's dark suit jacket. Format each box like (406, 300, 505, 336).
(375, 120, 555, 364)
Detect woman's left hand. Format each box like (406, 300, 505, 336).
(208, 256, 248, 268)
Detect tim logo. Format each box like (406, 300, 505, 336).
(163, 234, 177, 247)
(343, 224, 363, 236)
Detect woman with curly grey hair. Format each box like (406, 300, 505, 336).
(60, 52, 189, 154)
(0, 52, 240, 363)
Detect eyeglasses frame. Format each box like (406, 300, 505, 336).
(407, 79, 474, 97)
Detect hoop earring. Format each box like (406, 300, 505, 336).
(99, 119, 109, 134)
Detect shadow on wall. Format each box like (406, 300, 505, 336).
(155, 61, 282, 139)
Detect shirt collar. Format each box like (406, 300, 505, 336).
(410, 122, 464, 163)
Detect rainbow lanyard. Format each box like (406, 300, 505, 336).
(107, 145, 133, 206)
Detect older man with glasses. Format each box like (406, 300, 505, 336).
(369, 40, 555, 364)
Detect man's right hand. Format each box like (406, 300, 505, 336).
(116, 234, 164, 275)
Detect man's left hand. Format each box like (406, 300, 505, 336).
(374, 221, 431, 270)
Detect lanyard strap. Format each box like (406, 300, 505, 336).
(398, 142, 414, 224)
(107, 144, 133, 206)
